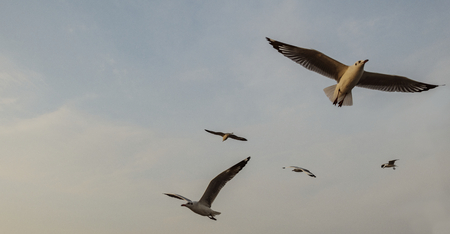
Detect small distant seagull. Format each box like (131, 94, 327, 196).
(381, 159, 399, 170)
(164, 157, 250, 220)
(266, 37, 441, 107)
(205, 129, 247, 142)
(283, 166, 316, 178)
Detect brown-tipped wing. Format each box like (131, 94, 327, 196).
(357, 72, 439, 92)
(388, 159, 399, 165)
(164, 193, 192, 203)
(302, 168, 316, 178)
(198, 157, 251, 207)
(228, 134, 247, 141)
(205, 129, 225, 136)
(266, 37, 348, 82)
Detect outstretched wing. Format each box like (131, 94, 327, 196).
(283, 166, 301, 171)
(388, 159, 399, 165)
(199, 157, 251, 207)
(266, 37, 348, 82)
(164, 193, 192, 203)
(302, 168, 316, 178)
(357, 72, 439, 92)
(228, 134, 248, 141)
(205, 129, 225, 136)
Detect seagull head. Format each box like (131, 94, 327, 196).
(181, 202, 193, 207)
(354, 59, 369, 66)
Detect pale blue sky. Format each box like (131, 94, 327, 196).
(0, 1, 449, 233)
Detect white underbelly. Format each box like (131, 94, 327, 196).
(337, 73, 361, 93)
(189, 204, 220, 216)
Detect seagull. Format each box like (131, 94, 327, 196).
(283, 166, 316, 178)
(164, 157, 250, 220)
(205, 129, 247, 142)
(381, 159, 399, 170)
(266, 37, 441, 107)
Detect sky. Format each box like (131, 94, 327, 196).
(0, 0, 449, 233)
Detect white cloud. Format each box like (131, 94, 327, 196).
(0, 57, 46, 116)
(0, 106, 152, 192)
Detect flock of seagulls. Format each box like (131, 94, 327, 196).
(164, 37, 440, 220)
(165, 128, 400, 220)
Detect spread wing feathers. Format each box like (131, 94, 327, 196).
(164, 193, 192, 203)
(266, 37, 348, 81)
(301, 168, 316, 178)
(357, 72, 439, 92)
(205, 129, 225, 136)
(199, 157, 251, 207)
(388, 159, 399, 165)
(228, 134, 247, 141)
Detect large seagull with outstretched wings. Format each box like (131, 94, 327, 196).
(266, 37, 441, 107)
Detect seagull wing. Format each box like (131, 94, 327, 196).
(228, 134, 248, 141)
(205, 129, 225, 136)
(164, 193, 193, 203)
(302, 168, 316, 178)
(357, 72, 439, 92)
(266, 37, 348, 81)
(283, 166, 301, 171)
(388, 159, 399, 165)
(199, 157, 251, 207)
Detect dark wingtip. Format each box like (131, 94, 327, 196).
(266, 37, 283, 51)
(422, 83, 440, 91)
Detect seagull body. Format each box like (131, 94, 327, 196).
(381, 159, 399, 170)
(164, 157, 250, 220)
(283, 166, 316, 178)
(266, 37, 440, 107)
(205, 129, 247, 142)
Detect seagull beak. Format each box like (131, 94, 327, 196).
(363, 59, 369, 64)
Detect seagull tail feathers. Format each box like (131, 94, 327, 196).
(341, 91, 353, 106)
(323, 84, 337, 102)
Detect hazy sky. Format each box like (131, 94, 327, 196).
(0, 1, 449, 233)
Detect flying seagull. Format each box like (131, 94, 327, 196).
(283, 166, 316, 178)
(164, 157, 250, 220)
(205, 129, 247, 142)
(266, 37, 441, 107)
(381, 159, 399, 170)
